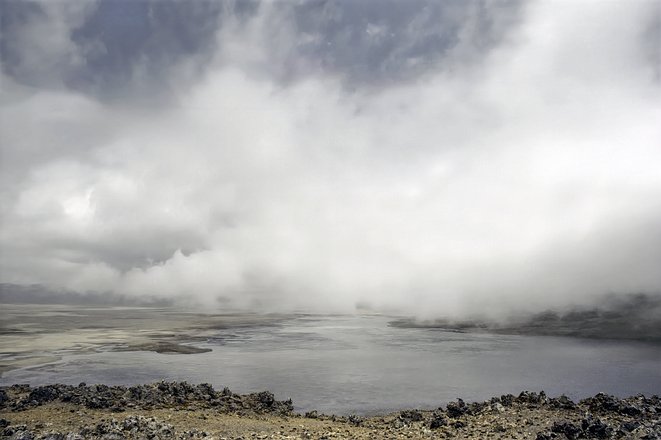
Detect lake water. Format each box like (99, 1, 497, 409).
(1, 313, 660, 415)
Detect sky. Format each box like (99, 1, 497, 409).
(1, 0, 660, 317)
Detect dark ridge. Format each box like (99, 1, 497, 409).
(390, 293, 661, 342)
(0, 284, 172, 307)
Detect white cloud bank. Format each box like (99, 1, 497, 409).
(1, 1, 660, 317)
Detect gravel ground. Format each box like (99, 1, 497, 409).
(1, 382, 659, 439)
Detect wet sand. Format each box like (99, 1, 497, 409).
(0, 304, 285, 375)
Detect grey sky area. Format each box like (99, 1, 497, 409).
(0, 0, 660, 317)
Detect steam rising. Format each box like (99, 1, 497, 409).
(1, 1, 660, 317)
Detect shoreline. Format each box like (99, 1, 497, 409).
(1, 382, 659, 439)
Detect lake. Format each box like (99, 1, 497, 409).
(1, 307, 660, 415)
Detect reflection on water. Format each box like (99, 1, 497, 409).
(2, 312, 660, 415)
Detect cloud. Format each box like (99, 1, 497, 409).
(0, 0, 96, 87)
(213, 0, 523, 86)
(1, 0, 660, 317)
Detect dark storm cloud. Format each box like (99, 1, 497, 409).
(1, 0, 660, 316)
(1, 0, 522, 99)
(68, 0, 228, 99)
(0, 0, 94, 88)
(0, 0, 230, 99)
(286, 0, 522, 84)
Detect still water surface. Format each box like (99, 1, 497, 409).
(2, 314, 660, 414)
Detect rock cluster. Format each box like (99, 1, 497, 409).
(0, 382, 293, 415)
(1, 385, 660, 439)
(532, 392, 661, 440)
(1, 415, 211, 440)
(300, 390, 661, 439)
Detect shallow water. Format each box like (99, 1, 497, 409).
(1, 311, 660, 414)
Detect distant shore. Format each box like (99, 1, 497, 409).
(1, 382, 659, 439)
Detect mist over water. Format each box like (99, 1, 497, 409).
(1, 2, 661, 323)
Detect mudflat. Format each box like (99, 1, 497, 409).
(0, 304, 284, 374)
(1, 382, 659, 439)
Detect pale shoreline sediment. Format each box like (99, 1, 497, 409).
(1, 382, 659, 439)
(0, 304, 286, 375)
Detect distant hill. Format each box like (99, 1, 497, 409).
(0, 283, 172, 306)
(390, 293, 661, 343)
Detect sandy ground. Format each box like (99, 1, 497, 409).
(0, 399, 656, 439)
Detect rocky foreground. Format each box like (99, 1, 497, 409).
(1, 382, 659, 439)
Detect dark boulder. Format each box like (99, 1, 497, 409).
(581, 415, 612, 439)
(551, 421, 582, 440)
(3, 424, 33, 440)
(549, 394, 576, 410)
(398, 409, 424, 423)
(517, 391, 547, 405)
(619, 420, 640, 433)
(27, 385, 61, 404)
(581, 393, 622, 413)
(255, 391, 275, 407)
(500, 394, 515, 407)
(429, 413, 446, 429)
(620, 404, 643, 416)
(446, 398, 468, 418)
(468, 401, 488, 414)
